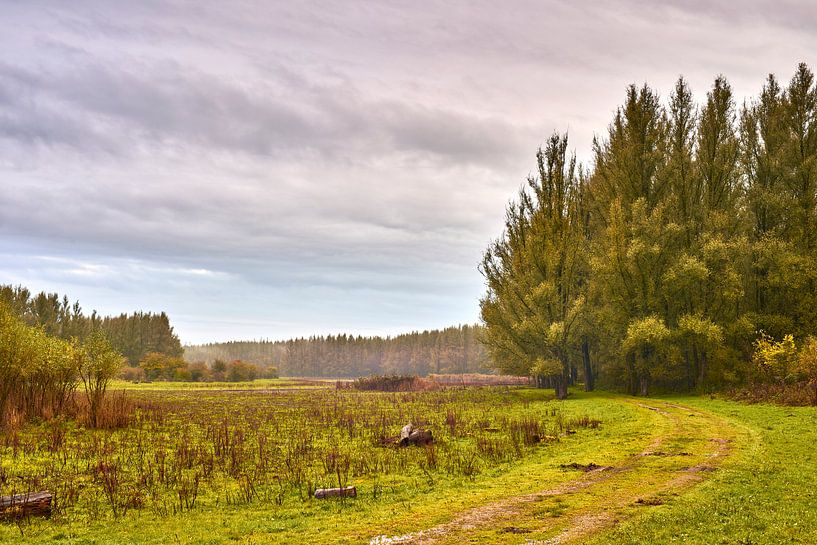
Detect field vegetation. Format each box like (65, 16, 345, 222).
(1, 385, 607, 543)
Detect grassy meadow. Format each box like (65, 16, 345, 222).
(0, 386, 815, 544)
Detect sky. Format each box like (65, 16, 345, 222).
(1, 1, 816, 344)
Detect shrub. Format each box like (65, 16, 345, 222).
(752, 333, 798, 384)
(352, 375, 419, 391)
(226, 360, 259, 382)
(119, 366, 145, 382)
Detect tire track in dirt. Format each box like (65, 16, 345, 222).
(369, 399, 735, 545)
(536, 402, 733, 545)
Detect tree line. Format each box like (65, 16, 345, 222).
(184, 324, 488, 377)
(481, 63, 817, 399)
(0, 285, 183, 364)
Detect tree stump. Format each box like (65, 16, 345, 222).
(0, 491, 53, 518)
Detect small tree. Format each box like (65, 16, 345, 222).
(77, 332, 123, 428)
(211, 359, 227, 381)
(530, 358, 564, 392)
(621, 316, 672, 396)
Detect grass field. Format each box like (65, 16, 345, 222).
(107, 377, 336, 391)
(0, 387, 814, 544)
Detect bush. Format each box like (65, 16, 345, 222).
(119, 366, 145, 382)
(752, 333, 798, 384)
(352, 375, 420, 392)
(226, 360, 259, 382)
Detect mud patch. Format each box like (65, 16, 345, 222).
(635, 496, 664, 506)
(682, 465, 717, 473)
(501, 526, 532, 534)
(558, 462, 612, 472)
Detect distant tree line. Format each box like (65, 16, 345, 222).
(0, 285, 183, 365)
(184, 325, 488, 377)
(481, 63, 817, 399)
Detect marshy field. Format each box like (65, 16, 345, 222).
(2, 382, 816, 544)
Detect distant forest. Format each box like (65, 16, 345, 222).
(0, 284, 488, 379)
(184, 324, 489, 377)
(0, 285, 183, 365)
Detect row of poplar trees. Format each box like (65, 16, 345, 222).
(185, 325, 487, 377)
(480, 63, 817, 398)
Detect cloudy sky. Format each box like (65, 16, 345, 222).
(1, 1, 815, 344)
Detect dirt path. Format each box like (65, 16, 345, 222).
(369, 399, 735, 545)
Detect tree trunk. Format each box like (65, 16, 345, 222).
(626, 354, 638, 395)
(691, 344, 701, 389)
(554, 375, 568, 400)
(639, 375, 650, 397)
(697, 351, 708, 388)
(581, 338, 594, 391)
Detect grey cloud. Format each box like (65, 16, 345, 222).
(1, 0, 816, 342)
(0, 57, 532, 168)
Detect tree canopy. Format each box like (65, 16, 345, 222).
(481, 63, 817, 398)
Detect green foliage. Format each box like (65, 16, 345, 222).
(0, 284, 183, 365)
(751, 333, 798, 384)
(78, 331, 125, 428)
(225, 359, 259, 382)
(481, 63, 817, 397)
(0, 301, 127, 428)
(139, 351, 186, 381)
(795, 337, 817, 382)
(480, 132, 587, 398)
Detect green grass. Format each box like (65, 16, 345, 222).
(586, 396, 817, 544)
(107, 377, 333, 390)
(2, 389, 816, 544)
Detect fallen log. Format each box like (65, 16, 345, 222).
(399, 424, 433, 447)
(0, 491, 53, 518)
(314, 486, 356, 499)
(407, 429, 433, 446)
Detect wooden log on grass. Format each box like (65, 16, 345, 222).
(314, 486, 356, 499)
(407, 429, 433, 446)
(399, 424, 433, 447)
(0, 491, 53, 518)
